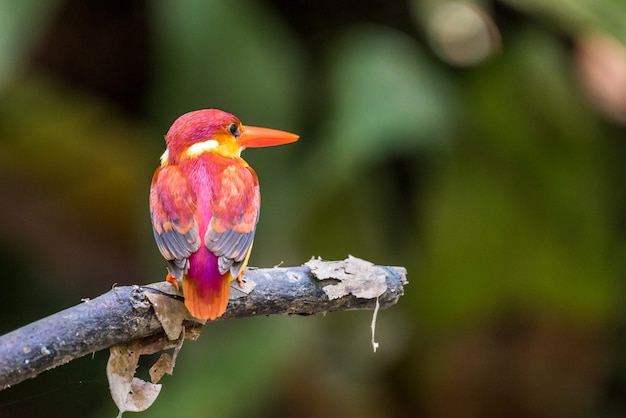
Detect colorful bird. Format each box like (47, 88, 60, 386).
(150, 109, 298, 320)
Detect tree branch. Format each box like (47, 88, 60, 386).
(0, 257, 407, 390)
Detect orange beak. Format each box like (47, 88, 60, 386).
(239, 125, 299, 148)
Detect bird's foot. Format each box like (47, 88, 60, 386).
(166, 273, 180, 290)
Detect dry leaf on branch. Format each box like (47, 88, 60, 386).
(107, 284, 202, 417)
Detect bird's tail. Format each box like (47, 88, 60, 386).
(182, 273, 231, 320)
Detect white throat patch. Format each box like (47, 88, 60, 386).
(160, 149, 169, 166)
(185, 139, 219, 157)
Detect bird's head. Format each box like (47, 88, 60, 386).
(161, 109, 298, 165)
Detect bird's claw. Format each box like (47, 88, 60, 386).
(165, 273, 180, 290)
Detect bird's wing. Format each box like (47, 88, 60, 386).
(205, 164, 260, 278)
(149, 165, 201, 280)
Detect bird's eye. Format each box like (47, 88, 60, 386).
(228, 123, 240, 137)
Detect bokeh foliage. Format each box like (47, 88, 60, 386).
(0, 0, 623, 417)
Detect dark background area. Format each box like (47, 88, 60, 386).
(0, 0, 624, 417)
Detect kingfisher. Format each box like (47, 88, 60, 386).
(149, 109, 298, 320)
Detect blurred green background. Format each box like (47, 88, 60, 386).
(0, 0, 624, 417)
